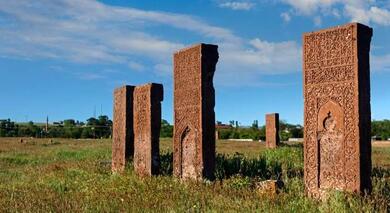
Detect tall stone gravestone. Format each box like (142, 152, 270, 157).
(303, 23, 372, 198)
(133, 83, 164, 177)
(173, 44, 219, 180)
(266, 113, 280, 148)
(112, 85, 135, 173)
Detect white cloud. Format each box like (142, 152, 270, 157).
(366, 6, 390, 25)
(281, 12, 291, 22)
(314, 16, 322, 26)
(219, 39, 301, 76)
(154, 64, 172, 76)
(281, 0, 340, 15)
(78, 72, 106, 80)
(332, 8, 341, 18)
(219, 1, 255, 10)
(128, 61, 145, 72)
(372, 54, 390, 72)
(279, 0, 390, 26)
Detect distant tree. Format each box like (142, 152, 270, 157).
(0, 119, 18, 137)
(86, 117, 99, 126)
(81, 127, 93, 138)
(372, 120, 390, 139)
(290, 125, 303, 138)
(160, 119, 173, 138)
(259, 126, 266, 141)
(85, 116, 112, 138)
(251, 120, 259, 129)
(218, 129, 232, 139)
(64, 119, 76, 127)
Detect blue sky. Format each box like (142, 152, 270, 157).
(0, 0, 390, 126)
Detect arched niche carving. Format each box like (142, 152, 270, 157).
(317, 100, 345, 190)
(180, 125, 198, 179)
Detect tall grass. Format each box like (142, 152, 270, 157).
(0, 138, 389, 212)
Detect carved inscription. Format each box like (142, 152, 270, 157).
(112, 85, 134, 173)
(266, 113, 279, 148)
(303, 23, 372, 198)
(173, 44, 219, 180)
(133, 83, 163, 177)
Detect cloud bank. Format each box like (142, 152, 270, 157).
(280, 0, 390, 26)
(0, 0, 388, 87)
(0, 0, 301, 86)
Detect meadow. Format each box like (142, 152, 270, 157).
(0, 137, 389, 212)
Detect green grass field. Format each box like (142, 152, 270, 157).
(0, 137, 389, 212)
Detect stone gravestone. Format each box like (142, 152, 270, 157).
(173, 44, 219, 181)
(266, 113, 280, 148)
(303, 23, 372, 198)
(133, 83, 164, 177)
(112, 85, 135, 173)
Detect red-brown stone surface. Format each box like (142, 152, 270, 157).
(133, 83, 163, 177)
(303, 23, 372, 198)
(173, 43, 219, 181)
(112, 85, 135, 173)
(266, 113, 280, 148)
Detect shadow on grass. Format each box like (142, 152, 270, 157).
(215, 153, 282, 180)
(372, 167, 390, 178)
(158, 151, 303, 180)
(159, 152, 173, 176)
(279, 142, 303, 149)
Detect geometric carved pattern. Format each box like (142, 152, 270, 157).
(112, 85, 135, 173)
(266, 113, 280, 149)
(133, 83, 164, 177)
(173, 44, 219, 181)
(303, 23, 373, 198)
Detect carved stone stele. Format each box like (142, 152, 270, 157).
(112, 85, 135, 173)
(173, 43, 219, 181)
(303, 23, 372, 198)
(133, 83, 164, 177)
(266, 113, 280, 148)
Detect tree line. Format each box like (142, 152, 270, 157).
(1, 118, 390, 141)
(371, 120, 390, 140)
(218, 120, 303, 141)
(0, 116, 112, 139)
(0, 117, 173, 139)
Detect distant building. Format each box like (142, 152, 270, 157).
(228, 139, 253, 142)
(216, 123, 232, 129)
(288, 138, 304, 142)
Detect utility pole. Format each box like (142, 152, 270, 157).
(45, 116, 49, 132)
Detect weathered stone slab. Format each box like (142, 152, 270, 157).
(112, 85, 135, 173)
(256, 180, 284, 197)
(133, 83, 164, 177)
(303, 23, 372, 198)
(173, 43, 219, 181)
(266, 113, 280, 148)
